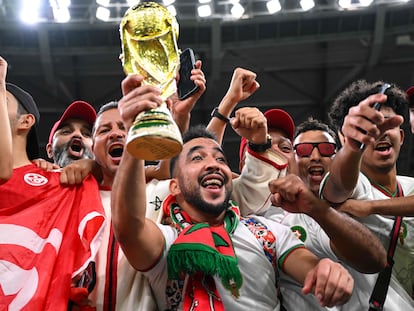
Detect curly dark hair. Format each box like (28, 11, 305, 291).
(294, 117, 337, 143)
(328, 80, 408, 134)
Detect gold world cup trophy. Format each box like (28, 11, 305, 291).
(120, 1, 183, 160)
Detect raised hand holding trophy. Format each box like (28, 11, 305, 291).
(120, 1, 183, 160)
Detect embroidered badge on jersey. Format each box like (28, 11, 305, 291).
(23, 173, 48, 186)
(290, 225, 307, 242)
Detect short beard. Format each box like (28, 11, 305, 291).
(183, 187, 232, 216)
(53, 141, 94, 168)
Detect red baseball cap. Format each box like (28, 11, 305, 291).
(239, 108, 295, 162)
(406, 86, 414, 107)
(48, 101, 96, 144)
(264, 108, 295, 141)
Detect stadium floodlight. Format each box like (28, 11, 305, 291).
(53, 7, 70, 23)
(300, 0, 315, 11)
(231, 3, 245, 18)
(338, 0, 352, 8)
(266, 0, 281, 14)
(20, 0, 42, 24)
(198, 4, 212, 17)
(96, 6, 110, 21)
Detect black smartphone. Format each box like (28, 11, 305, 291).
(177, 48, 199, 100)
(359, 83, 391, 150)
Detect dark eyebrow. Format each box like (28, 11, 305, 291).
(186, 145, 226, 159)
(187, 145, 202, 155)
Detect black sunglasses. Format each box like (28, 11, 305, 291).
(294, 142, 336, 157)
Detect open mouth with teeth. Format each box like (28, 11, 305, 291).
(308, 166, 325, 183)
(309, 167, 324, 176)
(375, 143, 391, 151)
(202, 178, 223, 189)
(374, 142, 392, 156)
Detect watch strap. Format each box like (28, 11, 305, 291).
(248, 134, 272, 153)
(211, 107, 230, 123)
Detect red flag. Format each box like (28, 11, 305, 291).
(0, 164, 105, 310)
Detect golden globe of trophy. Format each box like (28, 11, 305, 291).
(120, 1, 183, 160)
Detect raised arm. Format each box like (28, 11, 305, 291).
(322, 93, 402, 203)
(0, 56, 13, 183)
(207, 67, 259, 144)
(270, 174, 387, 273)
(111, 74, 165, 271)
(171, 59, 206, 134)
(145, 60, 206, 182)
(230, 106, 288, 215)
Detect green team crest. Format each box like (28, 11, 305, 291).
(291, 225, 307, 242)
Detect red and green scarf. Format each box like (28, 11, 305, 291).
(163, 194, 243, 310)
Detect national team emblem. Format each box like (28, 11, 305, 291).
(24, 173, 48, 186)
(150, 196, 163, 211)
(291, 225, 307, 242)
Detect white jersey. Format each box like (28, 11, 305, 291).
(267, 206, 414, 310)
(144, 215, 304, 310)
(90, 188, 160, 311)
(266, 207, 336, 311)
(349, 173, 414, 299)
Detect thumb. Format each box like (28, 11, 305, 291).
(230, 117, 239, 130)
(302, 268, 317, 296)
(121, 74, 143, 96)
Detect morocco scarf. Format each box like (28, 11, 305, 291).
(163, 194, 243, 310)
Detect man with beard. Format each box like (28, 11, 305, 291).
(75, 59, 208, 310)
(47, 100, 96, 168)
(321, 80, 414, 305)
(111, 74, 355, 311)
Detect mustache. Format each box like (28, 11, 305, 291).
(198, 169, 229, 185)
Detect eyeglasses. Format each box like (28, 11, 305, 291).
(294, 142, 336, 157)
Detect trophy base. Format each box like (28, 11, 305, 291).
(126, 107, 183, 160)
(126, 133, 183, 161)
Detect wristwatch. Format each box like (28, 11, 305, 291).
(211, 107, 230, 123)
(248, 134, 272, 153)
